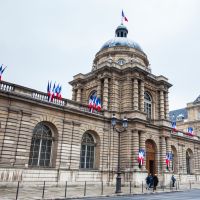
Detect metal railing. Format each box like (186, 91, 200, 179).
(1, 180, 197, 200)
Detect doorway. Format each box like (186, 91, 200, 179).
(146, 139, 157, 175)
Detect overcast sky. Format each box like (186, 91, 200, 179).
(0, 0, 200, 110)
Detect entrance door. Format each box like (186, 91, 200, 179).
(146, 140, 156, 175)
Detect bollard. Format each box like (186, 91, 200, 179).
(163, 184, 164, 191)
(84, 181, 86, 196)
(142, 181, 143, 193)
(130, 181, 132, 194)
(42, 181, 45, 199)
(190, 181, 191, 190)
(16, 181, 20, 200)
(65, 181, 67, 198)
(178, 181, 180, 189)
(176, 182, 177, 191)
(101, 181, 103, 195)
(170, 181, 172, 191)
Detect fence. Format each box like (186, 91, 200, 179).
(0, 180, 197, 200)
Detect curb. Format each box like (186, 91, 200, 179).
(40, 189, 184, 200)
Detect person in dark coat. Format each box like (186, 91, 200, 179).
(153, 174, 159, 191)
(171, 174, 176, 187)
(146, 174, 153, 190)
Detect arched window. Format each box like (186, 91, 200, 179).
(29, 123, 53, 167)
(89, 91, 97, 101)
(186, 149, 193, 174)
(80, 132, 95, 169)
(144, 92, 152, 119)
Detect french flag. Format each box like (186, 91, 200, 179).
(93, 96, 97, 110)
(166, 153, 170, 169)
(47, 81, 52, 98)
(172, 121, 177, 132)
(88, 95, 93, 109)
(97, 97, 102, 112)
(122, 10, 128, 22)
(187, 127, 194, 136)
(58, 85, 62, 100)
(0, 64, 6, 81)
(138, 150, 145, 166)
(51, 82, 56, 101)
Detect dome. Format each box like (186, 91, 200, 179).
(100, 23, 143, 52)
(100, 37, 143, 52)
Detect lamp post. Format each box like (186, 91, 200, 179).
(111, 114, 128, 194)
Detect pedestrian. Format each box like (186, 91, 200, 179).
(146, 174, 152, 190)
(171, 174, 176, 187)
(153, 174, 159, 191)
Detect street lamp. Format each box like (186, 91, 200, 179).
(111, 114, 128, 193)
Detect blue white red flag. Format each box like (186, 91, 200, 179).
(0, 64, 6, 81)
(166, 153, 170, 169)
(47, 81, 52, 99)
(122, 10, 128, 22)
(172, 121, 177, 132)
(187, 127, 194, 136)
(93, 96, 97, 110)
(138, 149, 145, 166)
(58, 85, 62, 100)
(88, 95, 93, 109)
(97, 97, 102, 112)
(50, 82, 56, 101)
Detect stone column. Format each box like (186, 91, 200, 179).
(133, 79, 139, 110)
(97, 79, 101, 98)
(132, 129, 139, 170)
(72, 88, 76, 101)
(140, 131, 146, 170)
(140, 80, 144, 112)
(160, 91, 165, 119)
(165, 91, 169, 119)
(103, 78, 109, 110)
(194, 148, 199, 173)
(122, 77, 132, 111)
(182, 146, 187, 174)
(161, 136, 167, 172)
(76, 88, 81, 102)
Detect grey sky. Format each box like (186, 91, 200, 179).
(0, 0, 200, 110)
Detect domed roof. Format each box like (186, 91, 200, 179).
(100, 23, 143, 52)
(100, 37, 143, 52)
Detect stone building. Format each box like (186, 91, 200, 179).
(170, 95, 200, 136)
(0, 23, 200, 186)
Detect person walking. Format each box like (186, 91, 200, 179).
(171, 174, 176, 187)
(146, 174, 152, 190)
(153, 174, 159, 191)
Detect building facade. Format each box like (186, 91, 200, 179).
(0, 24, 200, 186)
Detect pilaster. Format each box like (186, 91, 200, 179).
(160, 91, 165, 119)
(140, 80, 144, 112)
(103, 78, 109, 110)
(133, 79, 139, 110)
(132, 129, 139, 170)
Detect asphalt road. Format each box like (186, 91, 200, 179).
(77, 189, 200, 200)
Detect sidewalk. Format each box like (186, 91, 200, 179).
(0, 181, 198, 200)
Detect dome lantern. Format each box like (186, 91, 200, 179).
(115, 24, 128, 37)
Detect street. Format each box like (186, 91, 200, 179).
(78, 189, 200, 200)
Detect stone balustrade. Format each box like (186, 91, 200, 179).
(171, 129, 200, 141)
(0, 81, 103, 115)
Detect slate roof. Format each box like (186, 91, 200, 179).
(169, 108, 188, 121)
(194, 95, 200, 104)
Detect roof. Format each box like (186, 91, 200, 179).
(100, 37, 143, 52)
(194, 95, 200, 104)
(169, 108, 188, 121)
